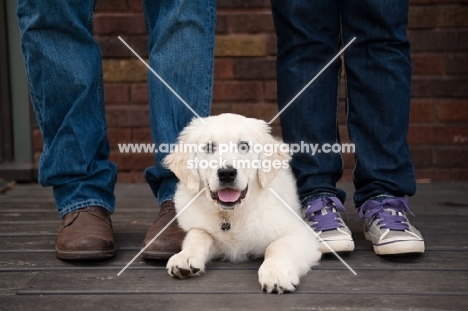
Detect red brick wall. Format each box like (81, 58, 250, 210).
(407, 0, 468, 181)
(32, 0, 468, 182)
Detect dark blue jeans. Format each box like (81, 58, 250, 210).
(18, 0, 216, 217)
(271, 0, 416, 207)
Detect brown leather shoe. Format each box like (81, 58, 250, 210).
(55, 206, 116, 260)
(142, 201, 185, 260)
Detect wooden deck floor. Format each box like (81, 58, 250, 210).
(0, 183, 467, 310)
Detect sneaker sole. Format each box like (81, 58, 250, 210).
(364, 232, 425, 255)
(55, 247, 116, 260)
(319, 240, 355, 254)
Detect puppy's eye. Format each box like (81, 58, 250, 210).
(239, 141, 250, 153)
(204, 142, 215, 154)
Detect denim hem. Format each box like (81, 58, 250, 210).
(301, 192, 339, 205)
(356, 194, 396, 210)
(158, 196, 175, 206)
(59, 200, 114, 218)
(368, 194, 395, 201)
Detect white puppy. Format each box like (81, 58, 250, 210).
(164, 113, 321, 294)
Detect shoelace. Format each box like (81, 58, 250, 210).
(304, 197, 346, 231)
(358, 197, 414, 231)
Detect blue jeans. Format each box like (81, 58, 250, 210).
(271, 0, 416, 207)
(17, 0, 215, 217)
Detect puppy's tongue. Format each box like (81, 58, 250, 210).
(217, 188, 241, 202)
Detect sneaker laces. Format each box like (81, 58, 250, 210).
(304, 197, 346, 231)
(358, 197, 414, 231)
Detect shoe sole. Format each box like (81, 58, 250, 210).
(364, 232, 425, 255)
(319, 240, 355, 254)
(142, 250, 178, 261)
(55, 247, 116, 260)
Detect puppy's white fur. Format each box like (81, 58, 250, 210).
(164, 113, 321, 294)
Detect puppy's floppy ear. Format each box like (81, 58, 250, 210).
(163, 147, 200, 194)
(257, 136, 292, 189)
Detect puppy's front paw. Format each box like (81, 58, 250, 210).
(258, 260, 300, 294)
(166, 252, 205, 279)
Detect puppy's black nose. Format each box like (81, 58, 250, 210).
(218, 167, 237, 183)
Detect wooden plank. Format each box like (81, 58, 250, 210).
(0, 233, 147, 251)
(0, 208, 465, 235)
(1, 250, 467, 271)
(0, 235, 56, 251)
(1, 231, 467, 252)
(1, 211, 467, 234)
(15, 270, 468, 295)
(0, 271, 38, 295)
(1, 293, 466, 311)
(0, 223, 151, 237)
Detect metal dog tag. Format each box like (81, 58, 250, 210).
(220, 220, 231, 231)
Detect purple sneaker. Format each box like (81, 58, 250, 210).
(359, 197, 425, 255)
(303, 197, 355, 254)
